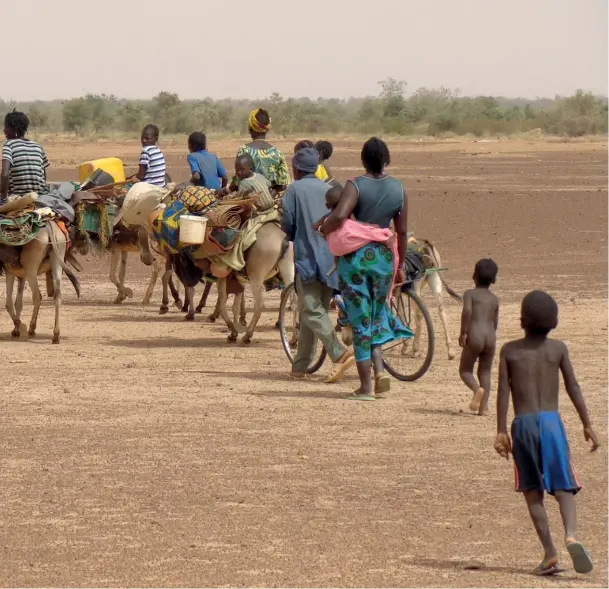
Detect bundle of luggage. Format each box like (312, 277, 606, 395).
(152, 185, 260, 258)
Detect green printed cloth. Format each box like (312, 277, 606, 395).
(0, 214, 47, 246)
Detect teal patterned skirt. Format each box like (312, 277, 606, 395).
(337, 242, 413, 362)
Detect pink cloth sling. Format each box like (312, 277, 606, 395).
(326, 218, 399, 299)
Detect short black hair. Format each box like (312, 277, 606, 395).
(294, 139, 314, 152)
(236, 153, 254, 168)
(4, 110, 29, 137)
(361, 137, 390, 174)
(521, 290, 558, 336)
(188, 131, 207, 151)
(142, 124, 159, 139)
(315, 140, 333, 161)
(325, 184, 343, 208)
(474, 258, 498, 287)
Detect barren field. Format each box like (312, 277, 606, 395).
(1, 138, 607, 587)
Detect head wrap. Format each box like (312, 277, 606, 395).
(248, 108, 271, 134)
(292, 148, 320, 175)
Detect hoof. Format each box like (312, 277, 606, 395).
(180, 306, 189, 313)
(207, 315, 217, 323)
(183, 315, 195, 322)
(174, 299, 183, 310)
(142, 298, 151, 306)
(448, 349, 457, 360)
(141, 254, 154, 267)
(113, 296, 126, 305)
(159, 306, 169, 315)
(123, 288, 134, 299)
(227, 333, 238, 343)
(52, 337, 60, 345)
(27, 329, 36, 338)
(239, 316, 247, 327)
(195, 307, 204, 314)
(242, 334, 252, 345)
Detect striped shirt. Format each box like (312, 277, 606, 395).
(2, 138, 50, 196)
(139, 145, 166, 186)
(238, 173, 275, 211)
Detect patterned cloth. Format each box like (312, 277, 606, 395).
(152, 200, 192, 255)
(176, 185, 218, 213)
(235, 144, 289, 188)
(0, 212, 48, 246)
(338, 242, 413, 362)
(150, 186, 221, 255)
(248, 108, 271, 133)
(232, 172, 275, 212)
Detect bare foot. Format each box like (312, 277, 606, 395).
(469, 387, 485, 412)
(477, 407, 489, 416)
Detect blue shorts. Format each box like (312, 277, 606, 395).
(511, 411, 581, 495)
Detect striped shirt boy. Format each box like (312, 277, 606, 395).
(139, 144, 167, 186)
(2, 138, 50, 196)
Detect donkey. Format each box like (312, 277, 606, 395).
(407, 236, 462, 360)
(0, 221, 80, 344)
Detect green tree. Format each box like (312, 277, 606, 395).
(28, 105, 49, 135)
(63, 98, 90, 135)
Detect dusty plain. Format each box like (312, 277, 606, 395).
(1, 137, 607, 587)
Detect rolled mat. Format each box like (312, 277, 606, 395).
(205, 203, 254, 229)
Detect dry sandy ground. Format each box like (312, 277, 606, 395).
(0, 138, 607, 587)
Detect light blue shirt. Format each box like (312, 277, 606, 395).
(281, 175, 337, 288)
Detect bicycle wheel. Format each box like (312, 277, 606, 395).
(382, 288, 435, 381)
(278, 282, 327, 374)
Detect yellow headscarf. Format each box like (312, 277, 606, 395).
(248, 108, 271, 134)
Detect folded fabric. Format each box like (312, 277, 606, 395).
(326, 218, 399, 299)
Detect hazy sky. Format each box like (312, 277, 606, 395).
(3, 0, 607, 101)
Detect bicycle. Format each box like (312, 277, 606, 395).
(278, 268, 442, 382)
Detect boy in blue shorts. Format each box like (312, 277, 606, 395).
(187, 132, 228, 191)
(495, 290, 600, 576)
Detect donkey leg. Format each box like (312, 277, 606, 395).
(217, 278, 237, 341)
(159, 267, 172, 315)
(207, 284, 221, 323)
(196, 281, 213, 314)
(168, 274, 183, 309)
(50, 248, 64, 344)
(118, 250, 133, 299)
(410, 280, 425, 358)
(143, 258, 160, 305)
(242, 281, 265, 345)
(239, 294, 247, 326)
(25, 271, 43, 338)
(109, 248, 125, 304)
(428, 272, 456, 360)
(14, 277, 26, 338)
(5, 274, 23, 338)
(232, 292, 245, 332)
(183, 286, 196, 321)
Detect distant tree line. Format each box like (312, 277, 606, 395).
(1, 79, 607, 138)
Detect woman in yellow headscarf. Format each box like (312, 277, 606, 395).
(234, 108, 289, 191)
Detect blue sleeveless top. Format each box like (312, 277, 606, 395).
(351, 175, 404, 228)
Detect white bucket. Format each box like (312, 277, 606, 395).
(179, 214, 208, 244)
